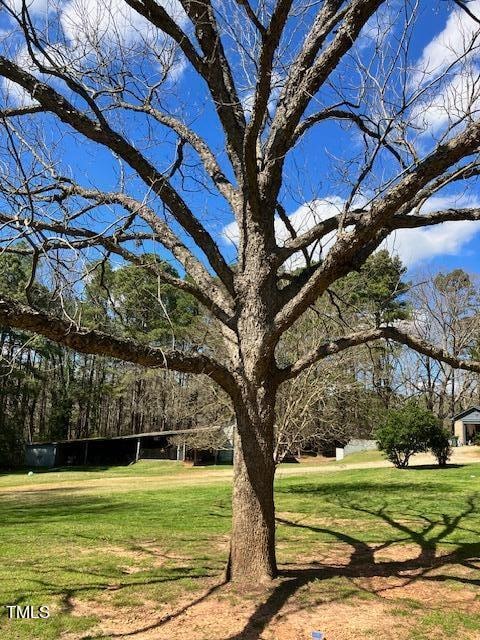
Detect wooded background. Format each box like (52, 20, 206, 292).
(2, 248, 479, 465)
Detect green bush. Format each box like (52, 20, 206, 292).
(375, 401, 440, 468)
(429, 426, 452, 467)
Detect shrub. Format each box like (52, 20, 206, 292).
(428, 426, 452, 467)
(375, 401, 439, 468)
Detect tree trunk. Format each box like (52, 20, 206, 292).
(228, 396, 277, 584)
(224, 229, 280, 583)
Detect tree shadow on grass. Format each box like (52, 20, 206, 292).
(7, 565, 216, 610)
(80, 579, 228, 639)
(0, 494, 132, 525)
(222, 494, 480, 640)
(7, 561, 227, 640)
(277, 479, 454, 495)
(62, 491, 480, 640)
(6, 477, 480, 640)
(405, 463, 465, 470)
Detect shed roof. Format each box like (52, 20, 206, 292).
(452, 406, 480, 422)
(29, 426, 223, 447)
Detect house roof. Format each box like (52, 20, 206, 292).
(29, 425, 223, 447)
(452, 406, 480, 422)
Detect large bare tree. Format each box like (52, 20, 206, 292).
(1, 0, 480, 583)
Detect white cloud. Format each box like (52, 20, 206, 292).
(409, 2, 480, 137)
(222, 193, 480, 270)
(60, 0, 187, 52)
(59, 0, 188, 71)
(2, 45, 41, 107)
(1, 0, 188, 106)
(385, 194, 480, 267)
(1, 41, 78, 106)
(412, 65, 480, 134)
(386, 220, 479, 267)
(5, 0, 50, 16)
(411, 1, 480, 88)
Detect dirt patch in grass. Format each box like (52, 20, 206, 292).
(67, 583, 402, 640)
(63, 542, 480, 640)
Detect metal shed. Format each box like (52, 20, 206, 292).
(25, 443, 57, 468)
(24, 426, 234, 468)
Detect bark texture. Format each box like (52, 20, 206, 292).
(230, 406, 277, 582)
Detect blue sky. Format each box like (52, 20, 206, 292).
(0, 0, 479, 280)
(425, 237, 479, 274)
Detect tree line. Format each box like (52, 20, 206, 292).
(2, 248, 479, 466)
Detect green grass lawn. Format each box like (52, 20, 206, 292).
(0, 460, 202, 487)
(1, 461, 480, 639)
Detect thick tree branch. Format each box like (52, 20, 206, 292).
(55, 185, 234, 316)
(275, 117, 480, 335)
(234, 0, 266, 34)
(179, 0, 246, 171)
(279, 327, 387, 380)
(276, 207, 363, 264)
(0, 105, 44, 118)
(0, 192, 234, 325)
(263, 0, 385, 204)
(117, 101, 238, 206)
(277, 204, 480, 269)
(125, 0, 245, 175)
(0, 56, 235, 297)
(278, 159, 480, 263)
(276, 202, 312, 268)
(274, 0, 347, 114)
(123, 0, 204, 69)
(244, 0, 293, 210)
(279, 325, 480, 381)
(0, 297, 237, 392)
(390, 207, 480, 229)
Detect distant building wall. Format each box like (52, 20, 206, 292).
(25, 444, 57, 468)
(24, 426, 235, 468)
(335, 439, 378, 462)
(217, 449, 234, 464)
(343, 439, 378, 456)
(454, 419, 465, 443)
(462, 409, 480, 423)
(140, 445, 179, 460)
